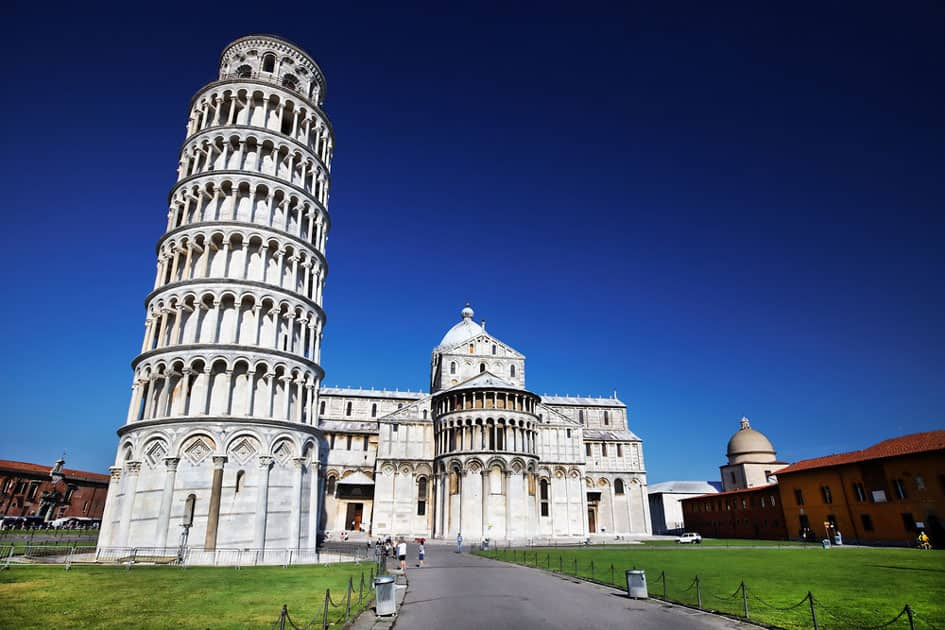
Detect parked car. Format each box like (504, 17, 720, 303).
(676, 532, 703, 544)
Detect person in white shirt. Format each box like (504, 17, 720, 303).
(397, 538, 407, 573)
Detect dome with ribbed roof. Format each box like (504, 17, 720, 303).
(438, 303, 483, 348)
(726, 417, 777, 464)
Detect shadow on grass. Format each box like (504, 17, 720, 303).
(866, 564, 945, 574)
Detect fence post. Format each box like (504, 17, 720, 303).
(661, 571, 666, 600)
(696, 576, 702, 609)
(359, 571, 365, 605)
(906, 605, 915, 630)
(610, 564, 615, 585)
(546, 553, 550, 569)
(345, 576, 352, 618)
(559, 555, 562, 573)
(573, 557, 577, 574)
(322, 589, 330, 630)
(741, 581, 749, 619)
(808, 592, 817, 630)
(279, 604, 287, 630)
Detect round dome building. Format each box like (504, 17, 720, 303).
(720, 417, 786, 491)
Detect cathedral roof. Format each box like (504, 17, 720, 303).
(542, 395, 626, 407)
(648, 480, 722, 495)
(583, 429, 642, 441)
(437, 303, 483, 349)
(444, 371, 523, 393)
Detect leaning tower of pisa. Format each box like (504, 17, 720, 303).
(98, 35, 333, 560)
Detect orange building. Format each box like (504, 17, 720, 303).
(775, 430, 945, 546)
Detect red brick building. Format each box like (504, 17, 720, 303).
(0, 458, 109, 524)
(680, 484, 787, 540)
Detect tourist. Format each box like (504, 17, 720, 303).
(397, 538, 407, 573)
(417, 540, 425, 568)
(456, 532, 463, 553)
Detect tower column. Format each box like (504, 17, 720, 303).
(204, 456, 227, 551)
(155, 457, 180, 549)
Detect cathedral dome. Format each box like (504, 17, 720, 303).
(726, 417, 777, 464)
(438, 304, 482, 348)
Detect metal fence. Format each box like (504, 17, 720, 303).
(1, 544, 369, 568)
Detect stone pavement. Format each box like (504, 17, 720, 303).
(354, 543, 751, 629)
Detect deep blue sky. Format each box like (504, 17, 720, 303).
(2, 2, 943, 483)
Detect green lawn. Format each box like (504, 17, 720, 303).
(0, 562, 375, 629)
(479, 546, 945, 629)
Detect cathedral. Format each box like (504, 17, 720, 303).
(321, 303, 651, 542)
(97, 34, 650, 561)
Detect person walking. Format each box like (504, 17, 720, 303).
(456, 532, 463, 553)
(397, 538, 408, 574)
(417, 540, 425, 568)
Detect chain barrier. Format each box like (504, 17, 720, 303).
(913, 610, 942, 630)
(747, 589, 811, 612)
(814, 596, 912, 630)
(706, 583, 743, 602)
(268, 570, 369, 630)
(680, 577, 698, 593)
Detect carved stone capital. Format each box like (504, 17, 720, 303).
(125, 461, 142, 475)
(164, 457, 181, 471)
(211, 456, 228, 469)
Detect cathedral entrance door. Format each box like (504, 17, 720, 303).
(588, 508, 597, 533)
(345, 503, 364, 531)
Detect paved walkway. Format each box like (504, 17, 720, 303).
(391, 544, 748, 629)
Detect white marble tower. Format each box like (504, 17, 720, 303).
(98, 35, 333, 557)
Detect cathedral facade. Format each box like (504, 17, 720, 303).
(320, 304, 652, 542)
(98, 35, 649, 561)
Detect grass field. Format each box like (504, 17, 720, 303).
(478, 546, 945, 629)
(0, 562, 374, 629)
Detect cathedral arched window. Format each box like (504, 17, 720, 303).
(615, 479, 625, 495)
(423, 409, 428, 419)
(539, 479, 550, 517)
(417, 477, 427, 515)
(492, 344, 496, 355)
(371, 403, 377, 418)
(319, 400, 326, 416)
(510, 365, 516, 377)
(235, 470, 245, 493)
(479, 363, 485, 373)
(578, 410, 584, 424)
(262, 53, 276, 73)
(469, 343, 475, 353)
(345, 402, 352, 416)
(450, 362, 456, 374)
(604, 410, 609, 425)
(326, 475, 336, 495)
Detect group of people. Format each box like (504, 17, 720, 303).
(374, 535, 426, 573)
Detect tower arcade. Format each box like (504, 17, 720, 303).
(99, 35, 333, 557)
